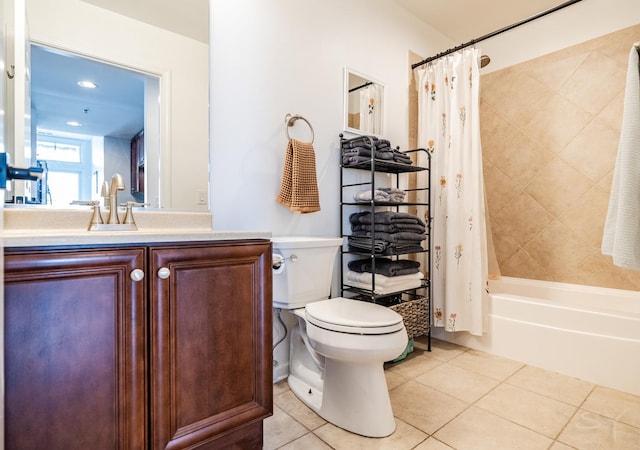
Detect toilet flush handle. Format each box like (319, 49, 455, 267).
(272, 254, 298, 270)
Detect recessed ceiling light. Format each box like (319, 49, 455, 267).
(66, 121, 82, 127)
(77, 80, 97, 89)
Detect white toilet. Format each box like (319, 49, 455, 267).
(272, 236, 408, 438)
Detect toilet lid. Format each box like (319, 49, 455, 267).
(305, 297, 405, 335)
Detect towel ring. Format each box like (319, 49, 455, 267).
(285, 113, 315, 143)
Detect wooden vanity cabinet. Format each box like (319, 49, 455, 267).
(4, 246, 147, 450)
(149, 241, 273, 449)
(4, 239, 273, 450)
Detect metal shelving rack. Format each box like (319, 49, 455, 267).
(339, 133, 432, 350)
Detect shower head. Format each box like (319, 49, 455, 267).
(480, 55, 491, 68)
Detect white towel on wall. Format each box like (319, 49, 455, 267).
(602, 43, 640, 269)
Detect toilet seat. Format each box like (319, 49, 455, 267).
(305, 297, 404, 335)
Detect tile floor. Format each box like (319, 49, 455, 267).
(264, 337, 640, 449)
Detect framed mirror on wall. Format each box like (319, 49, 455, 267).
(343, 67, 385, 137)
(27, 43, 158, 208)
(5, 0, 210, 211)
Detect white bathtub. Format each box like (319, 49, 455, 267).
(432, 277, 640, 396)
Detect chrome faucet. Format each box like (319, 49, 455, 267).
(106, 173, 125, 224)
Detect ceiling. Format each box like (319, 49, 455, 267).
(81, 0, 209, 44)
(32, 1, 570, 142)
(31, 45, 147, 139)
(393, 0, 570, 43)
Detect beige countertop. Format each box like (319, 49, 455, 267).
(2, 207, 271, 247)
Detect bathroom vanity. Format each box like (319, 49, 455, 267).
(3, 210, 273, 449)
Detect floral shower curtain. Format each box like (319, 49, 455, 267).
(416, 48, 488, 336)
(359, 84, 383, 135)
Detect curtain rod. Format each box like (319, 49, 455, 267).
(349, 81, 373, 93)
(411, 0, 583, 70)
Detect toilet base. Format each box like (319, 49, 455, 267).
(288, 358, 396, 438)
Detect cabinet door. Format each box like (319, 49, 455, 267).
(4, 247, 147, 450)
(149, 241, 272, 450)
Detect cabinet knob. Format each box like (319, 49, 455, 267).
(130, 268, 145, 282)
(157, 267, 171, 279)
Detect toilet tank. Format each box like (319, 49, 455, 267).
(271, 237, 343, 309)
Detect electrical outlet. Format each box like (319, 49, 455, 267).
(196, 190, 208, 205)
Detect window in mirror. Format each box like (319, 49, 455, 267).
(344, 68, 385, 136)
(35, 134, 100, 206)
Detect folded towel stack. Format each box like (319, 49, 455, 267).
(341, 135, 413, 167)
(347, 211, 426, 255)
(345, 258, 423, 294)
(348, 257, 421, 276)
(353, 188, 406, 203)
(345, 271, 423, 295)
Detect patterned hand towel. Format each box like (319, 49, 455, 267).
(276, 138, 320, 213)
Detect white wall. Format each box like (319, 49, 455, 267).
(26, 0, 209, 210)
(478, 0, 640, 73)
(209, 0, 453, 234)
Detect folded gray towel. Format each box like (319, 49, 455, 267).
(348, 237, 424, 255)
(349, 211, 426, 227)
(348, 258, 421, 276)
(352, 230, 426, 243)
(342, 135, 378, 149)
(352, 223, 426, 234)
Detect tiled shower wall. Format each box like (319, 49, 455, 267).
(410, 24, 640, 290)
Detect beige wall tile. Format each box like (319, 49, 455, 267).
(598, 87, 625, 131)
(522, 50, 589, 88)
(525, 157, 593, 218)
(490, 219, 521, 267)
(559, 51, 627, 116)
(500, 248, 555, 281)
(521, 92, 594, 151)
(560, 117, 619, 183)
(483, 162, 520, 215)
(524, 221, 593, 277)
(492, 191, 554, 247)
(559, 186, 610, 250)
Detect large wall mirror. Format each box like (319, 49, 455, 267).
(343, 67, 385, 137)
(24, 44, 157, 208)
(6, 0, 210, 211)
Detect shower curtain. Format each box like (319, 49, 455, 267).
(359, 84, 383, 135)
(416, 48, 488, 336)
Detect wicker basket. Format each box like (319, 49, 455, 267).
(389, 297, 429, 339)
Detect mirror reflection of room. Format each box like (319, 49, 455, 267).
(23, 44, 157, 207)
(346, 69, 384, 136)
